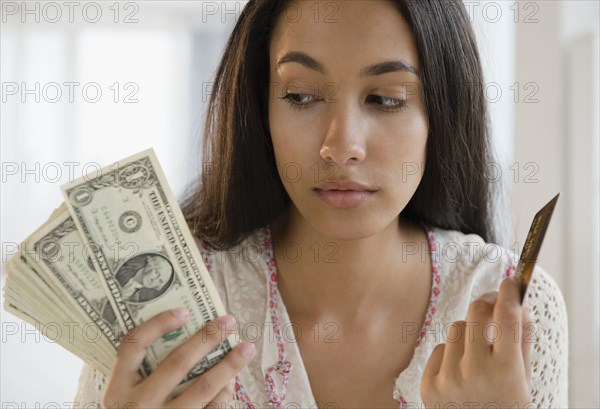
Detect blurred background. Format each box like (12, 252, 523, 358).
(1, 0, 598, 406)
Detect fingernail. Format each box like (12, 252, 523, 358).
(218, 315, 236, 330)
(239, 341, 256, 359)
(171, 307, 189, 320)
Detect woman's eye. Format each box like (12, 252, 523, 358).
(367, 95, 408, 113)
(279, 93, 408, 113)
(278, 93, 319, 111)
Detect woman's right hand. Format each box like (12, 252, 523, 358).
(103, 307, 256, 408)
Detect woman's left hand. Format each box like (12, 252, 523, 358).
(420, 276, 533, 408)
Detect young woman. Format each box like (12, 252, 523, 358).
(75, 1, 569, 407)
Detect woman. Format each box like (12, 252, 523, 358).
(75, 0, 568, 407)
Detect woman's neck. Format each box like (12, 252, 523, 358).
(270, 207, 430, 325)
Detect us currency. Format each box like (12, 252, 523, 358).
(61, 148, 235, 392)
(3, 206, 117, 374)
(29, 207, 123, 350)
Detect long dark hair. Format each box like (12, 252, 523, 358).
(181, 0, 503, 250)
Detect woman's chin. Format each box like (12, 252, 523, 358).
(306, 215, 394, 242)
(283, 201, 401, 241)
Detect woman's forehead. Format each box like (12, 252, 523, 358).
(270, 0, 419, 77)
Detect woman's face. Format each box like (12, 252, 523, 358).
(268, 0, 428, 239)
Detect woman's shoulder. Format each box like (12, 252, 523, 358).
(193, 226, 269, 272)
(192, 227, 271, 317)
(425, 224, 565, 308)
(425, 225, 515, 296)
(426, 224, 512, 270)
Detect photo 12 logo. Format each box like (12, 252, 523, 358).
(2, 82, 140, 104)
(1, 1, 140, 24)
(463, 1, 540, 24)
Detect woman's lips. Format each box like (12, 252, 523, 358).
(314, 189, 376, 208)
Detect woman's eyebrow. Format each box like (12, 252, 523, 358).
(276, 50, 419, 78)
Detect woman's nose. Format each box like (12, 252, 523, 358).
(319, 99, 367, 165)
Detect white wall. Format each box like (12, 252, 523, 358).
(560, 2, 600, 407)
(512, 1, 599, 407)
(468, 0, 517, 249)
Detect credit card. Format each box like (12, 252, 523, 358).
(513, 193, 560, 304)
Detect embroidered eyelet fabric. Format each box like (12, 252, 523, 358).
(73, 224, 568, 408)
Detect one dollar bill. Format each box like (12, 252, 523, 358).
(60, 148, 235, 393)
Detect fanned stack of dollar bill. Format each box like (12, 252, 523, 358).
(3, 148, 235, 394)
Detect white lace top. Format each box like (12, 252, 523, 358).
(74, 223, 569, 408)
